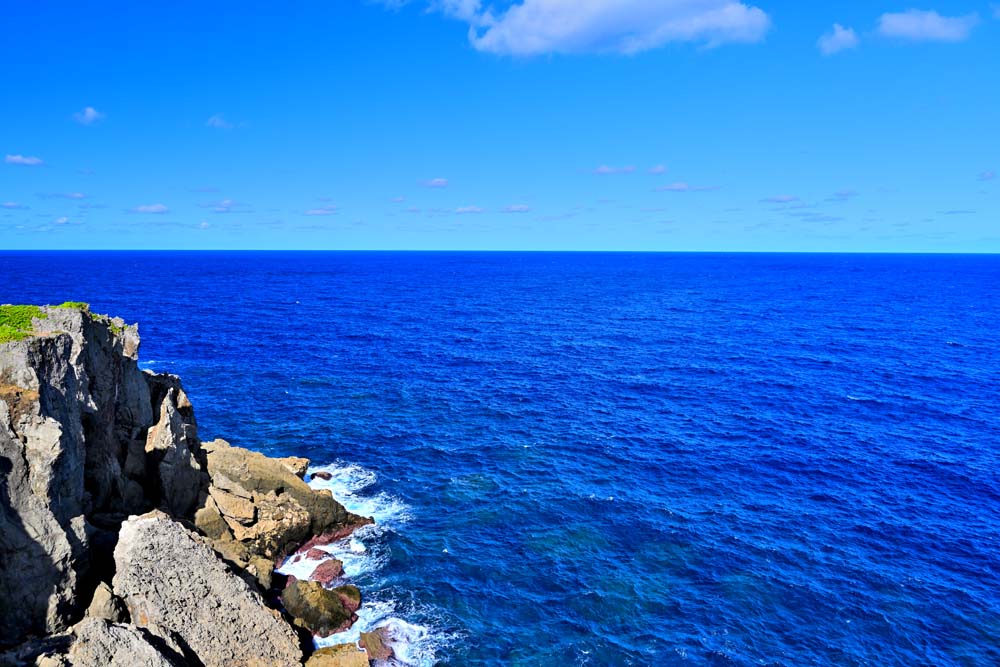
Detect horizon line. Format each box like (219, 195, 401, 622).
(1, 249, 999, 256)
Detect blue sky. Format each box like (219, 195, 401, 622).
(1, 0, 998, 251)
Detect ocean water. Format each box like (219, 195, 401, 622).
(2, 251, 999, 666)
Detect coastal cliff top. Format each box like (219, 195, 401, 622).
(0, 303, 131, 344)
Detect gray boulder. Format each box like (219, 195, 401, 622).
(66, 618, 183, 667)
(113, 511, 302, 667)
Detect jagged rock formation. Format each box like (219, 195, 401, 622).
(113, 511, 303, 667)
(0, 305, 380, 667)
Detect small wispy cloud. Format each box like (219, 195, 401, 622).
(304, 205, 339, 216)
(762, 194, 800, 204)
(422, 178, 449, 188)
(199, 221, 211, 230)
(73, 106, 106, 126)
(206, 114, 235, 129)
(655, 182, 718, 192)
(456, 205, 485, 214)
(828, 189, 860, 201)
(648, 164, 667, 174)
(5, 154, 44, 166)
(132, 203, 169, 214)
(503, 204, 531, 213)
(592, 165, 636, 175)
(54, 216, 73, 225)
(992, 3, 1000, 19)
(201, 199, 250, 213)
(878, 9, 980, 42)
(391, 196, 406, 203)
(818, 24, 859, 55)
(2, 202, 26, 209)
(40, 192, 87, 200)
(980, 170, 996, 181)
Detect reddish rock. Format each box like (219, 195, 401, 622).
(311, 558, 345, 586)
(296, 518, 373, 554)
(311, 471, 333, 481)
(306, 548, 327, 560)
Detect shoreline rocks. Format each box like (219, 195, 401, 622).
(0, 305, 384, 667)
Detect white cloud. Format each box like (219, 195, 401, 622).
(655, 182, 717, 192)
(41, 192, 87, 200)
(199, 221, 211, 230)
(305, 205, 339, 216)
(878, 9, 979, 42)
(503, 204, 531, 213)
(649, 164, 668, 174)
(422, 177, 449, 188)
(456, 205, 485, 214)
(54, 216, 70, 225)
(5, 154, 44, 166)
(206, 114, 235, 129)
(73, 106, 105, 125)
(763, 194, 799, 203)
(592, 165, 636, 174)
(209, 199, 239, 213)
(132, 203, 169, 214)
(465, 0, 771, 56)
(980, 169, 996, 181)
(818, 24, 859, 55)
(2, 202, 26, 209)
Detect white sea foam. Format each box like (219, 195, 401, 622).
(313, 598, 446, 667)
(307, 462, 412, 529)
(276, 461, 443, 665)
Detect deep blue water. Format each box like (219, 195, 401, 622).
(2, 251, 999, 666)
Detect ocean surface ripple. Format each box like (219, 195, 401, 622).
(2, 251, 998, 666)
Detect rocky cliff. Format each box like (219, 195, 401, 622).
(0, 305, 378, 666)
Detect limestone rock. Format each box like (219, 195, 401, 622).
(199, 438, 365, 561)
(84, 582, 127, 623)
(305, 644, 370, 667)
(278, 456, 311, 478)
(359, 627, 394, 662)
(66, 618, 182, 667)
(1, 331, 91, 643)
(281, 578, 359, 638)
(144, 373, 208, 518)
(113, 511, 302, 667)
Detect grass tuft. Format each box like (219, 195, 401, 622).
(0, 305, 46, 342)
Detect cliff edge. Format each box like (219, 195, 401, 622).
(0, 304, 375, 666)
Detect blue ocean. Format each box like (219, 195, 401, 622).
(2, 251, 998, 666)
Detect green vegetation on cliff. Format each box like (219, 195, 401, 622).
(0, 305, 46, 343)
(54, 301, 90, 310)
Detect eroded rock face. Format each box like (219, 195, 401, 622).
(0, 330, 91, 642)
(66, 618, 183, 667)
(195, 439, 366, 569)
(113, 511, 302, 667)
(281, 578, 360, 638)
(304, 644, 370, 667)
(360, 627, 395, 663)
(144, 374, 207, 518)
(84, 582, 127, 624)
(0, 306, 195, 644)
